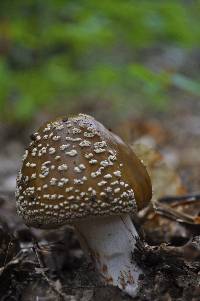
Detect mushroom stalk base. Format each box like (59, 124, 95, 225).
(75, 214, 143, 297)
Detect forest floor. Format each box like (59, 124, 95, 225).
(0, 98, 200, 301)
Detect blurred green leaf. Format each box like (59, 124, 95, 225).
(171, 74, 200, 96)
(0, 0, 200, 122)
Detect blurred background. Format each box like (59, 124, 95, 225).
(0, 0, 200, 126)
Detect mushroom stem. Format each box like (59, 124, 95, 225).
(74, 214, 143, 297)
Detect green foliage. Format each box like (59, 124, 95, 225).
(0, 1, 200, 122)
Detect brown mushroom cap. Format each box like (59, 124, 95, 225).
(16, 114, 152, 228)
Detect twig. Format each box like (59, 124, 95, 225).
(158, 193, 200, 206)
(147, 193, 200, 226)
(32, 239, 69, 301)
(62, 285, 105, 290)
(2, 236, 13, 268)
(0, 250, 27, 276)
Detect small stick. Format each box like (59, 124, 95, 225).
(158, 193, 200, 206)
(0, 250, 27, 276)
(32, 239, 69, 301)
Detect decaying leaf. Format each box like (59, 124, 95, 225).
(132, 141, 186, 202)
(116, 119, 169, 145)
(131, 140, 189, 243)
(155, 194, 200, 235)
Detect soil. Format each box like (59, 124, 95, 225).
(0, 98, 200, 301)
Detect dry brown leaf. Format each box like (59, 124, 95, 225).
(131, 140, 188, 242)
(132, 141, 186, 203)
(116, 118, 169, 144)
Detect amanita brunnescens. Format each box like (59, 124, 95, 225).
(16, 113, 152, 297)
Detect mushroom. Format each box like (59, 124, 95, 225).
(16, 113, 152, 297)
